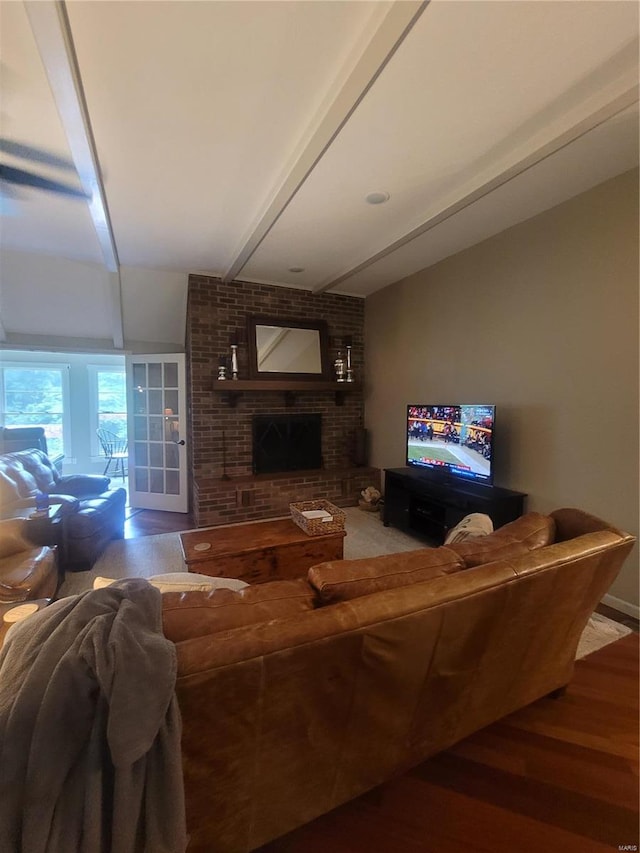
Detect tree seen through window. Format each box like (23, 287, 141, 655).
(3, 368, 65, 457)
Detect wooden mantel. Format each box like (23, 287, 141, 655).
(212, 379, 362, 407)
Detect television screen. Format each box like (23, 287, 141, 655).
(406, 404, 496, 484)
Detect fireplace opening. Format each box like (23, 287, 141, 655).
(252, 413, 322, 474)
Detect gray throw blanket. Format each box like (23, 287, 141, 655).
(0, 579, 187, 853)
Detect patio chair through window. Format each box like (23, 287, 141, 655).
(96, 428, 128, 481)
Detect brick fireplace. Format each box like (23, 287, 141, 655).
(186, 276, 380, 527)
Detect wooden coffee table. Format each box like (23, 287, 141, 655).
(180, 518, 346, 585)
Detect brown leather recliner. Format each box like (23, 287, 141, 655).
(0, 449, 126, 571)
(0, 518, 58, 603)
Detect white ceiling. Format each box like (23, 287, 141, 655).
(0, 0, 638, 311)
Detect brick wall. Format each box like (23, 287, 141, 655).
(186, 275, 380, 527)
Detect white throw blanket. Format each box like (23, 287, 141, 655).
(0, 579, 187, 853)
(444, 513, 494, 544)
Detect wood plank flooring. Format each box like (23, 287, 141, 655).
(124, 507, 194, 538)
(257, 634, 639, 852)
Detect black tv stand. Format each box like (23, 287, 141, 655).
(383, 468, 527, 543)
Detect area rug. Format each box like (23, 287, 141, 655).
(57, 506, 633, 659)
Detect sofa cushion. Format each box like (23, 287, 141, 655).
(308, 547, 464, 604)
(56, 474, 112, 497)
(448, 537, 531, 568)
(3, 461, 40, 499)
(492, 512, 556, 549)
(10, 449, 58, 491)
(162, 578, 315, 643)
(448, 512, 556, 568)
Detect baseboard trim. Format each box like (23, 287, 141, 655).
(601, 593, 640, 620)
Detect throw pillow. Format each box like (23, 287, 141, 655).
(492, 512, 556, 549)
(308, 547, 464, 605)
(447, 538, 530, 568)
(448, 512, 555, 568)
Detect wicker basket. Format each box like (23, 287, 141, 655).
(289, 500, 346, 536)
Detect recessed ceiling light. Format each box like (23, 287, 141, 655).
(365, 191, 390, 205)
(288, 266, 305, 273)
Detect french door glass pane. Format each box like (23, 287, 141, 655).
(134, 417, 148, 441)
(149, 444, 163, 467)
(166, 470, 179, 494)
(164, 362, 178, 387)
(148, 390, 163, 415)
(148, 363, 162, 388)
(165, 443, 179, 469)
(164, 389, 178, 415)
(150, 469, 164, 493)
(135, 468, 149, 492)
(132, 363, 146, 387)
(134, 442, 148, 466)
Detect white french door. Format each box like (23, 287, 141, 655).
(126, 354, 188, 512)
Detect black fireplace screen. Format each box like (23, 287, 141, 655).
(252, 413, 322, 474)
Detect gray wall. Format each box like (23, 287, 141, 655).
(365, 169, 639, 611)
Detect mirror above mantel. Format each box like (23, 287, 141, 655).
(247, 316, 330, 380)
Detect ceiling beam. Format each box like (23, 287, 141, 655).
(108, 271, 124, 351)
(314, 84, 639, 294)
(24, 0, 124, 350)
(221, 0, 428, 284)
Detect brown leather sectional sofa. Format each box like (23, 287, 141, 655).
(0, 448, 126, 572)
(161, 508, 635, 853)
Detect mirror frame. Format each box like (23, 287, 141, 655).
(247, 315, 331, 381)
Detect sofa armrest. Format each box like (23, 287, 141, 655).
(53, 474, 111, 497)
(44, 495, 80, 514)
(0, 518, 35, 556)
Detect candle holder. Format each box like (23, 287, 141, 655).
(345, 344, 354, 382)
(230, 344, 239, 380)
(217, 356, 227, 380)
(334, 350, 346, 382)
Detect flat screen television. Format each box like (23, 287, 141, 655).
(406, 404, 496, 485)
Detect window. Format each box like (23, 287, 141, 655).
(0, 364, 70, 457)
(89, 366, 127, 455)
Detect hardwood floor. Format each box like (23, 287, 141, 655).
(258, 634, 639, 853)
(124, 507, 194, 538)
